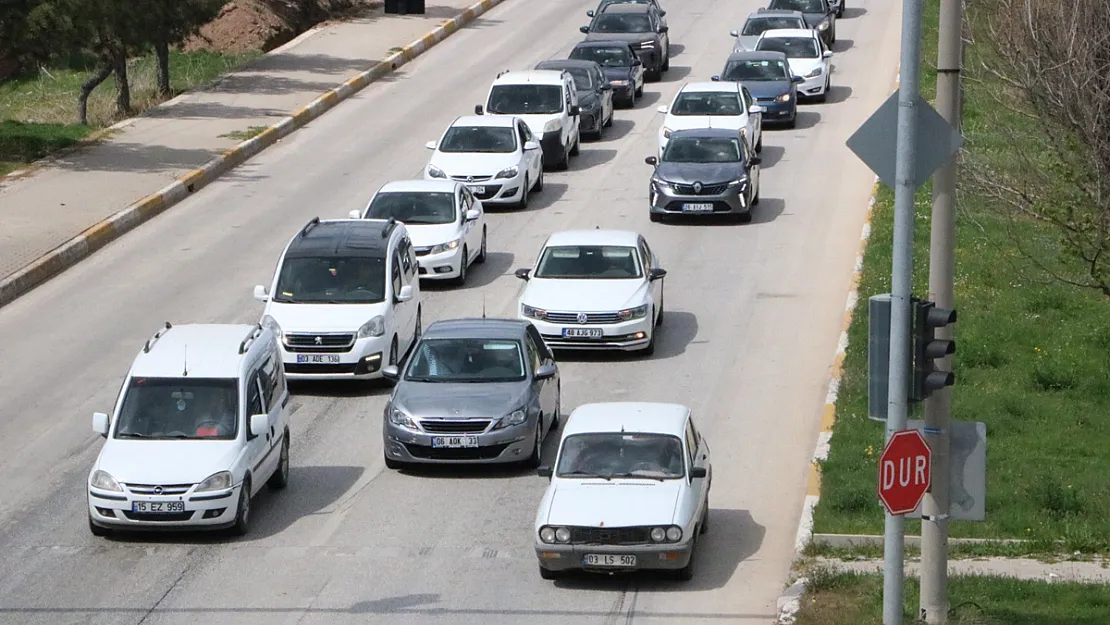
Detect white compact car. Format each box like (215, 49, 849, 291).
(656, 81, 764, 156)
(424, 115, 544, 209)
(533, 402, 712, 581)
(755, 28, 833, 101)
(515, 229, 665, 355)
(350, 180, 487, 285)
(478, 69, 581, 170)
(253, 217, 422, 380)
(87, 323, 291, 537)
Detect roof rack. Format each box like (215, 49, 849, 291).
(299, 216, 321, 237)
(239, 324, 263, 355)
(381, 216, 397, 238)
(143, 322, 173, 353)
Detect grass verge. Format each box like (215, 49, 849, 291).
(0, 49, 258, 175)
(220, 125, 271, 141)
(811, 0, 1110, 554)
(794, 570, 1110, 625)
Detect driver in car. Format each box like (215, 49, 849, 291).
(194, 392, 234, 437)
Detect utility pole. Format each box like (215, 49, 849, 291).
(884, 0, 925, 622)
(920, 0, 964, 621)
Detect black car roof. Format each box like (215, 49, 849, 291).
(536, 59, 602, 71)
(284, 218, 396, 259)
(423, 318, 531, 340)
(726, 50, 789, 63)
(599, 3, 652, 13)
(668, 128, 748, 140)
(574, 39, 633, 49)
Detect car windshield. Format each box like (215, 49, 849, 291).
(723, 59, 791, 81)
(405, 338, 526, 382)
(662, 136, 742, 163)
(769, 0, 824, 12)
(114, 377, 239, 441)
(592, 12, 652, 33)
(556, 432, 685, 480)
(670, 91, 743, 116)
(570, 45, 632, 67)
(742, 16, 804, 35)
(600, 0, 652, 7)
(487, 84, 563, 115)
(565, 68, 594, 90)
(365, 191, 456, 225)
(273, 255, 387, 304)
(758, 36, 819, 59)
(534, 245, 642, 279)
(438, 126, 516, 153)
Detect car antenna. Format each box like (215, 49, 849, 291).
(482, 294, 487, 319)
(182, 344, 189, 377)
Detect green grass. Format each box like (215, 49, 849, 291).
(220, 125, 270, 141)
(794, 571, 1110, 625)
(811, 0, 1110, 555)
(0, 49, 258, 174)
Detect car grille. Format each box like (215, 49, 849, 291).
(568, 526, 653, 545)
(543, 311, 622, 324)
(451, 175, 492, 183)
(671, 183, 729, 195)
(757, 97, 779, 105)
(285, 363, 360, 374)
(403, 442, 510, 460)
(284, 332, 355, 353)
(123, 483, 192, 496)
(121, 511, 194, 522)
(581, 112, 596, 128)
(419, 419, 492, 434)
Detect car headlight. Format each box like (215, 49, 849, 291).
(728, 177, 749, 187)
(617, 304, 648, 320)
(195, 471, 233, 492)
(775, 92, 792, 103)
(358, 315, 386, 338)
(651, 176, 668, 187)
(805, 67, 823, 78)
(387, 406, 418, 430)
(817, 20, 830, 30)
(611, 79, 630, 86)
(666, 526, 682, 541)
(543, 119, 561, 133)
(90, 470, 122, 492)
(662, 127, 672, 139)
(539, 527, 557, 543)
(261, 314, 282, 338)
(427, 164, 446, 178)
(639, 40, 655, 49)
(521, 304, 547, 320)
(493, 408, 527, 430)
(495, 165, 519, 179)
(650, 527, 666, 542)
(429, 238, 461, 255)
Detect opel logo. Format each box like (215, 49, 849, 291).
(693, 181, 703, 193)
(314, 336, 323, 345)
(153, 486, 163, 494)
(467, 176, 474, 182)
(577, 313, 588, 324)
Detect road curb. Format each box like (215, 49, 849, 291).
(0, 0, 509, 309)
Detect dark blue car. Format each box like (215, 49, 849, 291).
(569, 40, 645, 108)
(713, 50, 803, 128)
(535, 59, 615, 140)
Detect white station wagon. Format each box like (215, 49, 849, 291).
(533, 402, 712, 581)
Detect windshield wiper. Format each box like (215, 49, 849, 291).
(116, 432, 151, 438)
(610, 472, 668, 482)
(560, 470, 612, 481)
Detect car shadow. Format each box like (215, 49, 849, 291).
(757, 144, 785, 168)
(832, 38, 854, 53)
(552, 310, 698, 362)
(823, 85, 853, 104)
(751, 197, 786, 225)
(842, 7, 867, 18)
(793, 110, 821, 129)
(636, 91, 662, 108)
(599, 119, 635, 143)
(657, 66, 692, 83)
(419, 250, 515, 293)
(393, 461, 536, 480)
(570, 148, 617, 170)
(482, 182, 567, 213)
(668, 43, 685, 57)
(551, 509, 766, 590)
(288, 378, 392, 399)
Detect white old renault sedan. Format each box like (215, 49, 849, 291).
(533, 402, 712, 581)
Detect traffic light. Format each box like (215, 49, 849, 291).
(910, 298, 957, 402)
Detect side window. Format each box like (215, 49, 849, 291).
(638, 238, 652, 272)
(391, 250, 403, 295)
(741, 86, 753, 109)
(564, 83, 572, 110)
(399, 237, 414, 276)
(247, 374, 264, 416)
(684, 421, 697, 467)
(525, 324, 554, 360)
(525, 337, 541, 372)
(517, 122, 528, 146)
(268, 347, 287, 406)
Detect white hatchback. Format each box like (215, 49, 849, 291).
(755, 28, 833, 101)
(425, 115, 545, 209)
(534, 402, 712, 581)
(656, 81, 764, 156)
(350, 180, 487, 285)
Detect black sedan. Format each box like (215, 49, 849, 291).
(569, 40, 645, 108)
(535, 59, 615, 139)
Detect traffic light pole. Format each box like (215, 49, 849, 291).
(884, 0, 925, 622)
(919, 0, 964, 621)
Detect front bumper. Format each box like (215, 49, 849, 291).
(536, 539, 694, 573)
(279, 332, 389, 379)
(430, 173, 526, 205)
(539, 130, 565, 166)
(521, 315, 652, 351)
(797, 72, 828, 98)
(414, 244, 465, 280)
(650, 179, 751, 217)
(753, 98, 797, 124)
(579, 106, 604, 133)
(88, 484, 242, 531)
(608, 80, 634, 102)
(634, 47, 663, 72)
(383, 419, 538, 464)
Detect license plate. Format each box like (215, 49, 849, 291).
(584, 554, 637, 567)
(564, 328, 603, 338)
(132, 501, 185, 513)
(431, 436, 479, 448)
(682, 203, 714, 212)
(296, 354, 341, 364)
(469, 186, 486, 194)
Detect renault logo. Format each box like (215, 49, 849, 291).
(314, 336, 323, 345)
(153, 486, 163, 494)
(577, 313, 588, 324)
(693, 181, 703, 193)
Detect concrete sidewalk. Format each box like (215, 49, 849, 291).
(816, 556, 1110, 584)
(0, 0, 503, 286)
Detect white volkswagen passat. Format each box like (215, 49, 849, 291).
(755, 28, 833, 102)
(515, 229, 666, 356)
(424, 115, 544, 209)
(533, 402, 712, 581)
(350, 180, 487, 285)
(656, 81, 763, 156)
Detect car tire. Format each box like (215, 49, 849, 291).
(539, 565, 561, 580)
(755, 134, 763, 153)
(475, 227, 487, 263)
(752, 183, 761, 205)
(89, 515, 111, 537)
(604, 109, 614, 127)
(816, 77, 830, 103)
(551, 382, 561, 428)
(635, 84, 643, 98)
(534, 165, 544, 192)
(675, 537, 697, 581)
(455, 246, 468, 285)
(413, 307, 423, 348)
(556, 147, 570, 171)
(662, 55, 670, 71)
(388, 336, 399, 368)
(527, 421, 544, 468)
(517, 175, 530, 207)
(267, 432, 290, 490)
(641, 314, 656, 357)
(569, 135, 580, 157)
(700, 496, 710, 535)
(230, 478, 251, 537)
(656, 290, 664, 327)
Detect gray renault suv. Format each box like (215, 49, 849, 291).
(645, 128, 762, 223)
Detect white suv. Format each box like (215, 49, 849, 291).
(477, 69, 581, 170)
(87, 322, 291, 536)
(253, 217, 422, 380)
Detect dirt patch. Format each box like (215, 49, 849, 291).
(184, 0, 381, 55)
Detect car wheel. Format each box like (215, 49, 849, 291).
(89, 515, 111, 537)
(551, 382, 561, 428)
(413, 307, 423, 345)
(755, 134, 763, 153)
(556, 146, 570, 171)
(700, 495, 710, 534)
(539, 564, 561, 580)
(675, 537, 697, 581)
(641, 315, 656, 357)
(752, 182, 761, 206)
(635, 84, 643, 98)
(230, 478, 251, 537)
(604, 108, 614, 127)
(267, 432, 290, 490)
(388, 336, 398, 368)
(475, 227, 487, 263)
(662, 55, 670, 71)
(455, 246, 468, 285)
(527, 421, 544, 468)
(569, 135, 580, 157)
(656, 290, 664, 326)
(534, 165, 544, 192)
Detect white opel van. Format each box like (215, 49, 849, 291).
(477, 69, 582, 170)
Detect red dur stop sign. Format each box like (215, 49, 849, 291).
(877, 429, 931, 515)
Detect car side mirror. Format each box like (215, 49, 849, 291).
(711, 75, 721, 81)
(250, 413, 269, 438)
(656, 105, 668, 114)
(792, 75, 804, 83)
(659, 10, 666, 16)
(649, 267, 667, 281)
(535, 363, 557, 380)
(658, 25, 668, 33)
(644, 156, 658, 166)
(425, 140, 437, 150)
(397, 284, 414, 302)
(600, 83, 612, 91)
(253, 285, 269, 302)
(580, 25, 589, 33)
(633, 58, 642, 66)
(729, 29, 739, 37)
(750, 155, 762, 166)
(514, 268, 531, 280)
(465, 208, 480, 221)
(570, 104, 580, 116)
(474, 104, 484, 115)
(690, 466, 708, 479)
(92, 412, 110, 437)
(348, 209, 362, 219)
(749, 104, 764, 114)
(381, 365, 400, 382)
(823, 50, 834, 58)
(524, 140, 540, 151)
(537, 465, 553, 478)
(586, 9, 594, 17)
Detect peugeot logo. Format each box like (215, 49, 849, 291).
(577, 312, 588, 324)
(314, 336, 323, 345)
(693, 181, 703, 193)
(153, 486, 163, 494)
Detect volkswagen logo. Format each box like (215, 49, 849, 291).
(153, 486, 163, 494)
(577, 312, 588, 324)
(314, 336, 323, 345)
(693, 181, 703, 193)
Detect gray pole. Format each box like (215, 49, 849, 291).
(919, 0, 963, 621)
(884, 0, 925, 622)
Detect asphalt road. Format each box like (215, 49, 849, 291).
(0, 0, 901, 622)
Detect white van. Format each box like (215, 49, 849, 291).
(87, 322, 291, 536)
(477, 69, 582, 170)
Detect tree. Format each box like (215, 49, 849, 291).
(134, 0, 224, 97)
(966, 0, 1110, 297)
